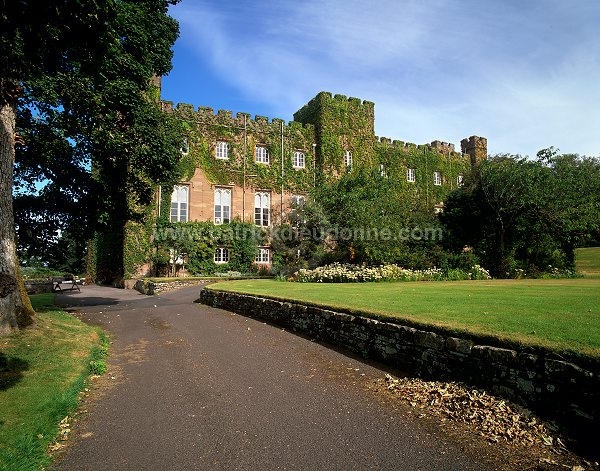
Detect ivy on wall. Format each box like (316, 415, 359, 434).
(117, 93, 480, 280)
(376, 142, 472, 209)
(170, 105, 317, 194)
(153, 220, 267, 275)
(294, 92, 376, 178)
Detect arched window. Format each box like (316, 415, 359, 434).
(254, 192, 270, 226)
(214, 188, 231, 224)
(170, 185, 189, 222)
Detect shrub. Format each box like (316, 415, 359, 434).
(290, 263, 491, 283)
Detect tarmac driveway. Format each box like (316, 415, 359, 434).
(52, 285, 491, 471)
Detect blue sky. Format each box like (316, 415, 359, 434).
(162, 0, 600, 158)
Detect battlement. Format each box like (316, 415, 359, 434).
(376, 136, 417, 149)
(461, 135, 488, 164)
(376, 136, 467, 158)
(294, 91, 375, 124)
(330, 92, 375, 109)
(161, 94, 484, 168)
(161, 100, 315, 133)
(430, 140, 455, 153)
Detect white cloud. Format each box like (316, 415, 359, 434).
(168, 0, 600, 157)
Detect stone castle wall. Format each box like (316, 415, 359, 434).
(163, 92, 486, 204)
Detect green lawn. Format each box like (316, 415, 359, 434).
(208, 278, 600, 362)
(576, 247, 600, 275)
(0, 294, 106, 470)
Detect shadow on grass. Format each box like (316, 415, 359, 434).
(0, 352, 29, 391)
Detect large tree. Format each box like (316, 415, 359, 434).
(442, 152, 600, 277)
(1, 0, 182, 332)
(1, 0, 115, 332)
(15, 0, 183, 284)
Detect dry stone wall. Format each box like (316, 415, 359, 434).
(200, 289, 599, 442)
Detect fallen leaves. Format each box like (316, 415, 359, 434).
(380, 374, 564, 450)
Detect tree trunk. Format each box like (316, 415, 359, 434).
(497, 224, 510, 278)
(0, 101, 34, 334)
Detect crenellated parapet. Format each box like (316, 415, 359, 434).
(461, 135, 488, 165)
(430, 140, 456, 153)
(161, 100, 315, 136)
(159, 93, 485, 201)
(376, 136, 463, 158)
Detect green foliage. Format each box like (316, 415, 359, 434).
(442, 152, 600, 277)
(376, 141, 470, 209)
(170, 107, 316, 194)
(20, 266, 67, 279)
(123, 215, 155, 279)
(294, 92, 376, 175)
(269, 166, 480, 274)
(270, 198, 332, 275)
(11, 1, 183, 283)
(89, 360, 107, 375)
(1, 1, 115, 105)
(154, 220, 266, 276)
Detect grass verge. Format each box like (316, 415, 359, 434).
(0, 293, 107, 470)
(207, 278, 600, 364)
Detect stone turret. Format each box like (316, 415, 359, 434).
(293, 92, 376, 175)
(461, 136, 487, 166)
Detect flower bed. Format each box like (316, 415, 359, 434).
(290, 263, 491, 283)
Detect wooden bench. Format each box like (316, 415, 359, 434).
(52, 275, 81, 293)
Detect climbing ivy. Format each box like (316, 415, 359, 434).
(377, 141, 472, 209)
(294, 92, 376, 178)
(168, 105, 316, 193)
(153, 220, 267, 275)
(119, 91, 478, 280)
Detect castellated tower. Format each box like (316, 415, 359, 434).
(461, 136, 488, 166)
(293, 92, 376, 176)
